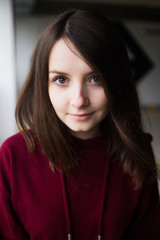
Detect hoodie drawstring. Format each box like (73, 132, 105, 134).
(97, 157, 109, 239)
(60, 172, 72, 239)
(60, 158, 109, 240)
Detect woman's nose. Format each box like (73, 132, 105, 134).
(70, 84, 89, 108)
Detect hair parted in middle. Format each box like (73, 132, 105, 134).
(16, 9, 157, 188)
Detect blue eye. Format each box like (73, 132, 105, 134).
(90, 75, 101, 84)
(54, 76, 68, 85)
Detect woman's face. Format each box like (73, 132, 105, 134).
(48, 38, 108, 139)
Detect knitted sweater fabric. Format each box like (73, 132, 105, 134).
(0, 132, 160, 240)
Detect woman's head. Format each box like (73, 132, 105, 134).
(21, 9, 138, 133)
(48, 38, 108, 139)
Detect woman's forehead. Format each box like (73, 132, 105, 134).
(48, 38, 93, 73)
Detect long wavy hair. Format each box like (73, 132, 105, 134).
(15, 9, 157, 188)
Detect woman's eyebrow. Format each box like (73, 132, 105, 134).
(48, 70, 71, 77)
(49, 69, 97, 76)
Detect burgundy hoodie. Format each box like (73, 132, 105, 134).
(0, 132, 160, 240)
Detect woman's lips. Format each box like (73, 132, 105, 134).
(69, 112, 94, 121)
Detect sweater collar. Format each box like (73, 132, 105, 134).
(71, 134, 107, 150)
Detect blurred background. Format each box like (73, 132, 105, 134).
(0, 0, 160, 179)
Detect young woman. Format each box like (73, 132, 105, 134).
(0, 9, 160, 240)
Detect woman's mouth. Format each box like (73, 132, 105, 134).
(69, 112, 94, 121)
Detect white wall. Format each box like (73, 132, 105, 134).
(15, 15, 54, 90)
(0, 0, 17, 144)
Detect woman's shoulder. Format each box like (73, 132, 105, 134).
(0, 131, 36, 161)
(0, 131, 44, 167)
(0, 132, 30, 169)
(1, 131, 26, 151)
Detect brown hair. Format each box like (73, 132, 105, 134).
(15, 9, 157, 188)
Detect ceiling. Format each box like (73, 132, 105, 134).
(14, 0, 160, 21)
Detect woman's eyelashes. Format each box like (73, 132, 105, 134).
(51, 74, 101, 86)
(89, 75, 101, 85)
(53, 76, 68, 85)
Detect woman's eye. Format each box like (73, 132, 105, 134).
(90, 75, 101, 84)
(54, 76, 68, 85)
